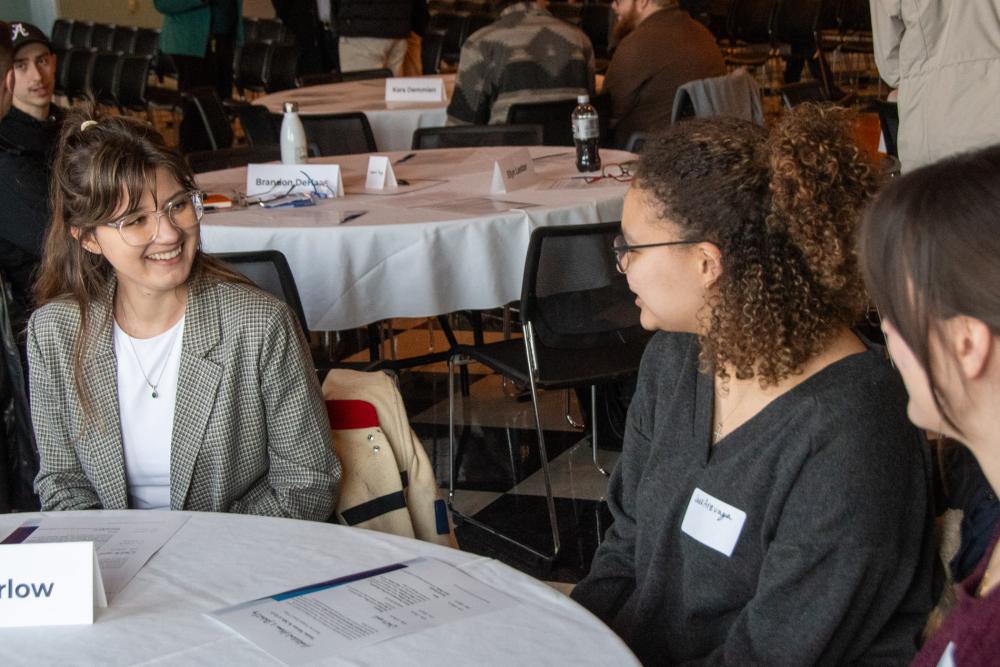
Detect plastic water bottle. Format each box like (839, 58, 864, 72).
(572, 94, 601, 173)
(280, 101, 308, 164)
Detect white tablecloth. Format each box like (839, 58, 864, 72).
(255, 75, 456, 152)
(196, 147, 633, 332)
(0, 511, 638, 666)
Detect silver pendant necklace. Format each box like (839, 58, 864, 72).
(119, 297, 183, 399)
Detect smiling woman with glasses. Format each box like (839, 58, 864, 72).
(27, 108, 341, 518)
(573, 106, 937, 665)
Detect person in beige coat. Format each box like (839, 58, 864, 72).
(871, 0, 1000, 172)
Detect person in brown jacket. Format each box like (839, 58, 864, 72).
(603, 0, 725, 148)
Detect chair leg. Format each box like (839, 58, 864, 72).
(446, 352, 560, 562)
(590, 385, 609, 477)
(565, 390, 585, 429)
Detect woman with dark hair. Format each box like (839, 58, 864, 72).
(570, 105, 937, 664)
(859, 144, 1000, 666)
(28, 109, 340, 518)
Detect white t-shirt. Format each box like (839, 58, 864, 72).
(113, 315, 185, 510)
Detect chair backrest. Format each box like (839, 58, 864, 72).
(51, 19, 74, 51)
(298, 112, 378, 155)
(299, 71, 343, 87)
(90, 23, 115, 52)
(772, 0, 822, 45)
(180, 87, 234, 152)
(69, 21, 94, 48)
(672, 68, 764, 124)
(255, 18, 286, 44)
(211, 250, 309, 338)
(428, 12, 469, 64)
(876, 100, 899, 158)
(64, 48, 97, 102)
(265, 44, 299, 92)
(339, 68, 393, 82)
(411, 123, 543, 149)
(779, 80, 828, 108)
(421, 28, 446, 75)
(623, 131, 648, 154)
(243, 17, 259, 44)
(235, 42, 273, 96)
(237, 103, 281, 146)
(115, 55, 151, 111)
(519, 222, 645, 350)
(89, 51, 121, 106)
(133, 28, 160, 58)
(111, 25, 138, 55)
(727, 0, 779, 45)
(507, 94, 611, 147)
(186, 144, 281, 173)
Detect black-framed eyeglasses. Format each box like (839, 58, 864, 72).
(104, 190, 204, 247)
(612, 233, 701, 273)
(585, 162, 636, 184)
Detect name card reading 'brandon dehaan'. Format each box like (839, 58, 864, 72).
(491, 149, 539, 194)
(385, 77, 447, 103)
(365, 155, 399, 189)
(0, 542, 106, 627)
(246, 163, 343, 198)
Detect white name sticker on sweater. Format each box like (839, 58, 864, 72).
(681, 488, 747, 557)
(936, 642, 956, 667)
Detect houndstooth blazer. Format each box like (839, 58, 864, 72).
(27, 275, 340, 520)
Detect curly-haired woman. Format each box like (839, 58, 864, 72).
(571, 106, 937, 664)
(27, 108, 340, 518)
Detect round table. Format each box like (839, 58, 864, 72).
(255, 75, 456, 152)
(196, 146, 633, 332)
(0, 511, 638, 666)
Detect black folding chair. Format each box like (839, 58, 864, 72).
(69, 21, 94, 49)
(265, 44, 299, 93)
(448, 222, 652, 561)
(115, 55, 151, 113)
(299, 72, 343, 87)
(51, 19, 74, 51)
(234, 42, 273, 98)
(63, 48, 97, 103)
(211, 250, 310, 339)
(421, 29, 446, 75)
(340, 68, 393, 82)
(132, 28, 160, 58)
(623, 131, 648, 154)
(507, 93, 611, 147)
(111, 25, 138, 55)
(180, 87, 234, 153)
(237, 104, 280, 146)
(89, 51, 121, 107)
(779, 80, 828, 108)
(296, 112, 378, 156)
(255, 18, 287, 45)
(90, 23, 115, 52)
(429, 12, 469, 66)
(412, 123, 543, 149)
(186, 144, 281, 173)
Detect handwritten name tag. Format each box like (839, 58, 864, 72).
(385, 77, 447, 103)
(0, 542, 106, 627)
(246, 163, 343, 198)
(365, 156, 399, 190)
(680, 487, 747, 557)
(490, 149, 538, 193)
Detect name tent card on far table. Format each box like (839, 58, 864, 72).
(246, 163, 344, 198)
(385, 77, 447, 103)
(490, 149, 539, 193)
(365, 156, 399, 190)
(0, 542, 107, 627)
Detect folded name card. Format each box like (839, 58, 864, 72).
(246, 163, 343, 198)
(490, 149, 539, 193)
(0, 542, 106, 627)
(385, 77, 447, 103)
(365, 156, 399, 190)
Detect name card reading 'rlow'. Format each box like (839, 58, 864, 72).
(365, 156, 399, 189)
(0, 542, 106, 627)
(385, 77, 447, 103)
(246, 163, 343, 198)
(491, 149, 539, 193)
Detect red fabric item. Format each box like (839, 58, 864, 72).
(326, 399, 379, 430)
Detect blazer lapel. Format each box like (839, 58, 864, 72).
(81, 297, 130, 509)
(170, 277, 223, 510)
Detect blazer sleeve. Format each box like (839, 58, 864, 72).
(28, 313, 102, 510)
(871, 0, 904, 88)
(227, 304, 341, 520)
(154, 0, 207, 15)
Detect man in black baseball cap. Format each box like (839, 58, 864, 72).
(0, 21, 63, 344)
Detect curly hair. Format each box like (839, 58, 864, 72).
(634, 104, 879, 386)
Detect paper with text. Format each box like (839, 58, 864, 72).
(385, 77, 447, 103)
(490, 149, 539, 193)
(209, 557, 517, 665)
(246, 164, 343, 197)
(365, 156, 399, 190)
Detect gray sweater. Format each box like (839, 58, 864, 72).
(572, 332, 937, 666)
